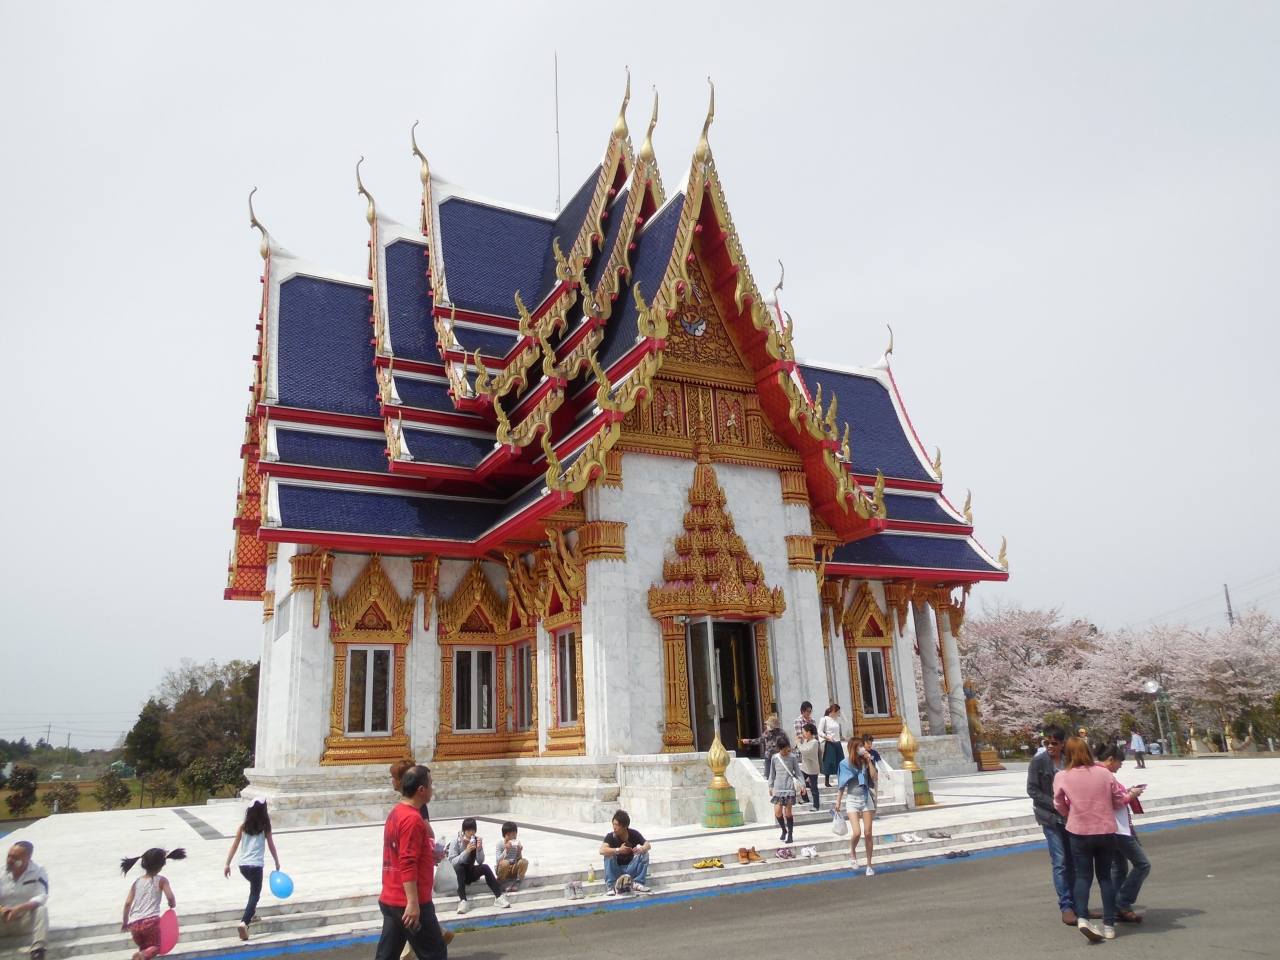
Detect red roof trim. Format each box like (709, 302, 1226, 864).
(883, 520, 975, 537)
(258, 405, 384, 432)
(825, 562, 1008, 583)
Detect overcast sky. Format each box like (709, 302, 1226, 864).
(2, 2, 1277, 748)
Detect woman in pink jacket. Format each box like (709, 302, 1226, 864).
(1053, 738, 1132, 943)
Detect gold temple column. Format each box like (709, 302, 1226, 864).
(660, 616, 694, 752)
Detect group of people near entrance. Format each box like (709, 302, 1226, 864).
(1028, 724, 1152, 944)
(743, 701, 882, 874)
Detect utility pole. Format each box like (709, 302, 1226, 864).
(553, 52, 561, 214)
(63, 733, 72, 772)
(1224, 584, 1235, 626)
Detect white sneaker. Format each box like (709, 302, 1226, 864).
(865, 866, 875, 877)
(237, 923, 248, 941)
(494, 896, 511, 909)
(632, 883, 651, 894)
(1103, 925, 1116, 940)
(1077, 920, 1102, 943)
(849, 857, 860, 869)
(456, 900, 471, 915)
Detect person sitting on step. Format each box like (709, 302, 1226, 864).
(600, 810, 652, 896)
(495, 822, 528, 893)
(446, 819, 510, 915)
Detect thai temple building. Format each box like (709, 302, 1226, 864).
(225, 79, 1009, 826)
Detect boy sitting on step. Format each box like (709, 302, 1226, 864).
(446, 819, 511, 915)
(496, 822, 529, 893)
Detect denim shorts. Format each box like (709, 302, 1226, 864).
(845, 791, 875, 814)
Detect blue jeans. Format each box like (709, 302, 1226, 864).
(1068, 832, 1116, 926)
(604, 852, 649, 889)
(1042, 824, 1077, 912)
(239, 865, 263, 925)
(1112, 833, 1151, 912)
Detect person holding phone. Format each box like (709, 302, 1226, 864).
(600, 810, 652, 895)
(446, 819, 510, 915)
(1098, 744, 1150, 923)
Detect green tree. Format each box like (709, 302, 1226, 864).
(4, 765, 37, 817)
(213, 746, 254, 797)
(178, 757, 217, 804)
(123, 699, 172, 774)
(143, 771, 179, 807)
(41, 781, 80, 814)
(91, 769, 133, 811)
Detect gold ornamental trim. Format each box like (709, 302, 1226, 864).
(578, 521, 627, 563)
(598, 449, 624, 489)
(330, 555, 416, 641)
(290, 550, 333, 627)
(261, 590, 274, 622)
(780, 471, 809, 506)
(785, 535, 816, 570)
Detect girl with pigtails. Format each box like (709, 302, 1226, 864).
(120, 847, 185, 960)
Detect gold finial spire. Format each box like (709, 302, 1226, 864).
(932, 446, 943, 480)
(695, 77, 715, 162)
(248, 187, 269, 260)
(840, 422, 851, 461)
(355, 157, 375, 225)
(998, 537, 1008, 572)
(410, 121, 430, 186)
(773, 260, 785, 301)
(963, 490, 973, 525)
(639, 87, 659, 163)
(813, 382, 823, 414)
(825, 390, 838, 432)
(614, 67, 631, 139)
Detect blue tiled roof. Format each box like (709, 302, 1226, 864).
(800, 367, 932, 482)
(384, 239, 441, 364)
(535, 166, 601, 304)
(450, 324, 520, 359)
(438, 197, 552, 318)
(830, 534, 999, 573)
(276, 479, 550, 542)
(276, 275, 381, 417)
(583, 187, 629, 293)
(392, 377, 456, 412)
(401, 428, 494, 468)
(601, 194, 683, 369)
(275, 430, 389, 474)
(882, 494, 964, 526)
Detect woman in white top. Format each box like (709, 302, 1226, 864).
(818, 704, 845, 787)
(223, 799, 281, 941)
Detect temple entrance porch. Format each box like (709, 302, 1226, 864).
(689, 620, 764, 754)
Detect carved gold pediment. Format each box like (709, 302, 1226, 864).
(330, 555, 414, 641)
(842, 580, 888, 645)
(438, 560, 507, 640)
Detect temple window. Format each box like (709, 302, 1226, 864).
(512, 642, 534, 732)
(345, 645, 394, 736)
(454, 647, 496, 733)
(857, 648, 891, 718)
(555, 628, 580, 726)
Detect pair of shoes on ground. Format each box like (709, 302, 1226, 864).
(1077, 919, 1117, 942)
(776, 846, 798, 859)
(563, 880, 586, 899)
(695, 857, 725, 869)
(605, 877, 651, 896)
(899, 832, 926, 843)
(735, 847, 766, 865)
(943, 849, 971, 859)
(798, 845, 819, 859)
(456, 896, 510, 915)
(927, 830, 952, 839)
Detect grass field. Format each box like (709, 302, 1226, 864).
(0, 779, 213, 821)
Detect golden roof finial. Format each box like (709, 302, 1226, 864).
(410, 121, 430, 186)
(355, 157, 375, 225)
(248, 187, 270, 260)
(813, 382, 823, 414)
(963, 489, 973, 525)
(639, 87, 659, 163)
(825, 390, 838, 432)
(998, 537, 1008, 572)
(873, 470, 886, 518)
(932, 446, 942, 480)
(695, 77, 715, 162)
(614, 67, 631, 140)
(840, 422, 851, 461)
(773, 260, 785, 301)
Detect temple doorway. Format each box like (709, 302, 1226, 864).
(689, 620, 762, 754)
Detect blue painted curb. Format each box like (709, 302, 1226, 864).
(194, 802, 1280, 958)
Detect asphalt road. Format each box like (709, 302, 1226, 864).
(309, 810, 1279, 960)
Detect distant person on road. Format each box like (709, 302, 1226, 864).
(1, 841, 48, 960)
(818, 704, 845, 787)
(767, 734, 808, 844)
(836, 736, 878, 876)
(1129, 730, 1147, 769)
(797, 723, 823, 812)
(742, 714, 785, 781)
(1053, 737, 1128, 943)
(1027, 724, 1079, 926)
(600, 809, 652, 896)
(1097, 744, 1150, 924)
(375, 764, 449, 960)
(495, 822, 528, 892)
(119, 847, 184, 960)
(446, 819, 510, 915)
(223, 799, 281, 942)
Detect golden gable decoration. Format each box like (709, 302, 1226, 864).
(330, 555, 416, 641)
(437, 560, 507, 640)
(647, 417, 786, 622)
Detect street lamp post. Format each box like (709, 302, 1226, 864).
(1142, 680, 1178, 757)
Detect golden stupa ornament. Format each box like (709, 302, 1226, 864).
(700, 730, 744, 828)
(706, 732, 730, 789)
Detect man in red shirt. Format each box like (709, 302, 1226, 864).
(375, 764, 447, 960)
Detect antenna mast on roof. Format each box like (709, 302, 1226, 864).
(554, 52, 561, 214)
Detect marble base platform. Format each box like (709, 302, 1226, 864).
(875, 734, 976, 779)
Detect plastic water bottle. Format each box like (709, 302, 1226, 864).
(587, 862, 595, 883)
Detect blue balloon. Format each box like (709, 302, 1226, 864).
(269, 871, 294, 899)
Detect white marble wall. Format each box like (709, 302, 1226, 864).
(255, 576, 332, 769)
(406, 592, 440, 761)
